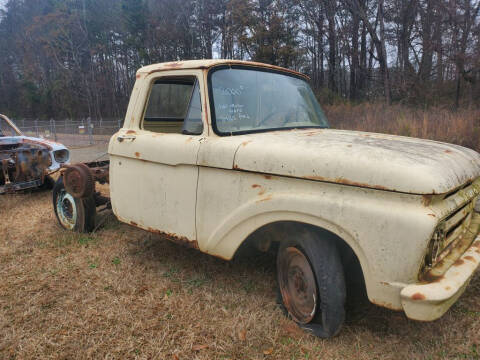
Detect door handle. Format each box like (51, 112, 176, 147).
(117, 135, 136, 142)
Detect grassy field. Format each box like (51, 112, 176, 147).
(325, 104, 480, 152)
(2, 105, 480, 359)
(1, 188, 480, 360)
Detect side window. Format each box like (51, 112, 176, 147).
(143, 77, 203, 135)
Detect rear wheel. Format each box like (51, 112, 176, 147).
(277, 226, 346, 338)
(53, 176, 96, 232)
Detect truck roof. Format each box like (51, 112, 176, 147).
(137, 59, 308, 79)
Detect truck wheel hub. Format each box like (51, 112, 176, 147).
(278, 246, 317, 324)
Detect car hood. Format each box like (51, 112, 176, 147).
(232, 129, 480, 194)
(0, 135, 65, 151)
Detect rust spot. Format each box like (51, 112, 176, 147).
(134, 152, 140, 158)
(241, 140, 252, 147)
(305, 175, 326, 181)
(335, 177, 389, 190)
(257, 194, 273, 203)
(233, 164, 240, 170)
(304, 175, 391, 191)
(421, 273, 445, 283)
(130, 221, 138, 226)
(146, 226, 199, 249)
(422, 195, 433, 207)
(427, 213, 436, 218)
(445, 150, 452, 154)
(258, 189, 266, 196)
(347, 144, 352, 147)
(454, 259, 465, 266)
(185, 137, 193, 143)
(136, 74, 141, 79)
(370, 299, 398, 310)
(126, 130, 136, 134)
(445, 286, 451, 291)
(473, 242, 480, 249)
(252, 184, 261, 189)
(411, 293, 426, 301)
(165, 62, 183, 69)
(21, 138, 53, 150)
(264, 175, 272, 180)
(464, 256, 476, 262)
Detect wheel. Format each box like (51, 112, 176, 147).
(53, 176, 96, 232)
(63, 163, 94, 198)
(276, 226, 346, 338)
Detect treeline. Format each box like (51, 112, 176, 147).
(0, 0, 479, 119)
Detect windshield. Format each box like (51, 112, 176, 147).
(0, 116, 21, 137)
(210, 67, 329, 135)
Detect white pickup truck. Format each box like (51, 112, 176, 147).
(53, 60, 480, 338)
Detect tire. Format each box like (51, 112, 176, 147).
(53, 176, 96, 232)
(276, 226, 346, 338)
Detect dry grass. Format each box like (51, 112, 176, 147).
(2, 107, 480, 359)
(1, 189, 480, 360)
(325, 104, 480, 152)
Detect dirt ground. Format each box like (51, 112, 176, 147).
(0, 148, 480, 359)
(69, 142, 109, 163)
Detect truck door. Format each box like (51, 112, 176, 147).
(108, 71, 205, 241)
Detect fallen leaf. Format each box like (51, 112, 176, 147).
(192, 344, 208, 351)
(238, 328, 247, 341)
(172, 355, 179, 360)
(263, 348, 273, 355)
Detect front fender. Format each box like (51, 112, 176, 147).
(196, 167, 437, 309)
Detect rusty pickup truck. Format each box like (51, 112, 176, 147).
(52, 60, 480, 338)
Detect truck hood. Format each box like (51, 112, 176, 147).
(232, 129, 480, 194)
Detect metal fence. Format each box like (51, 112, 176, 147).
(14, 118, 123, 148)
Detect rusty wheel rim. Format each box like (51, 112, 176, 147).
(64, 169, 84, 197)
(278, 246, 317, 324)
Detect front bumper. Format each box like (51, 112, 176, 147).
(401, 235, 480, 321)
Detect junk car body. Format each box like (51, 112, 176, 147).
(0, 114, 70, 193)
(53, 60, 480, 338)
